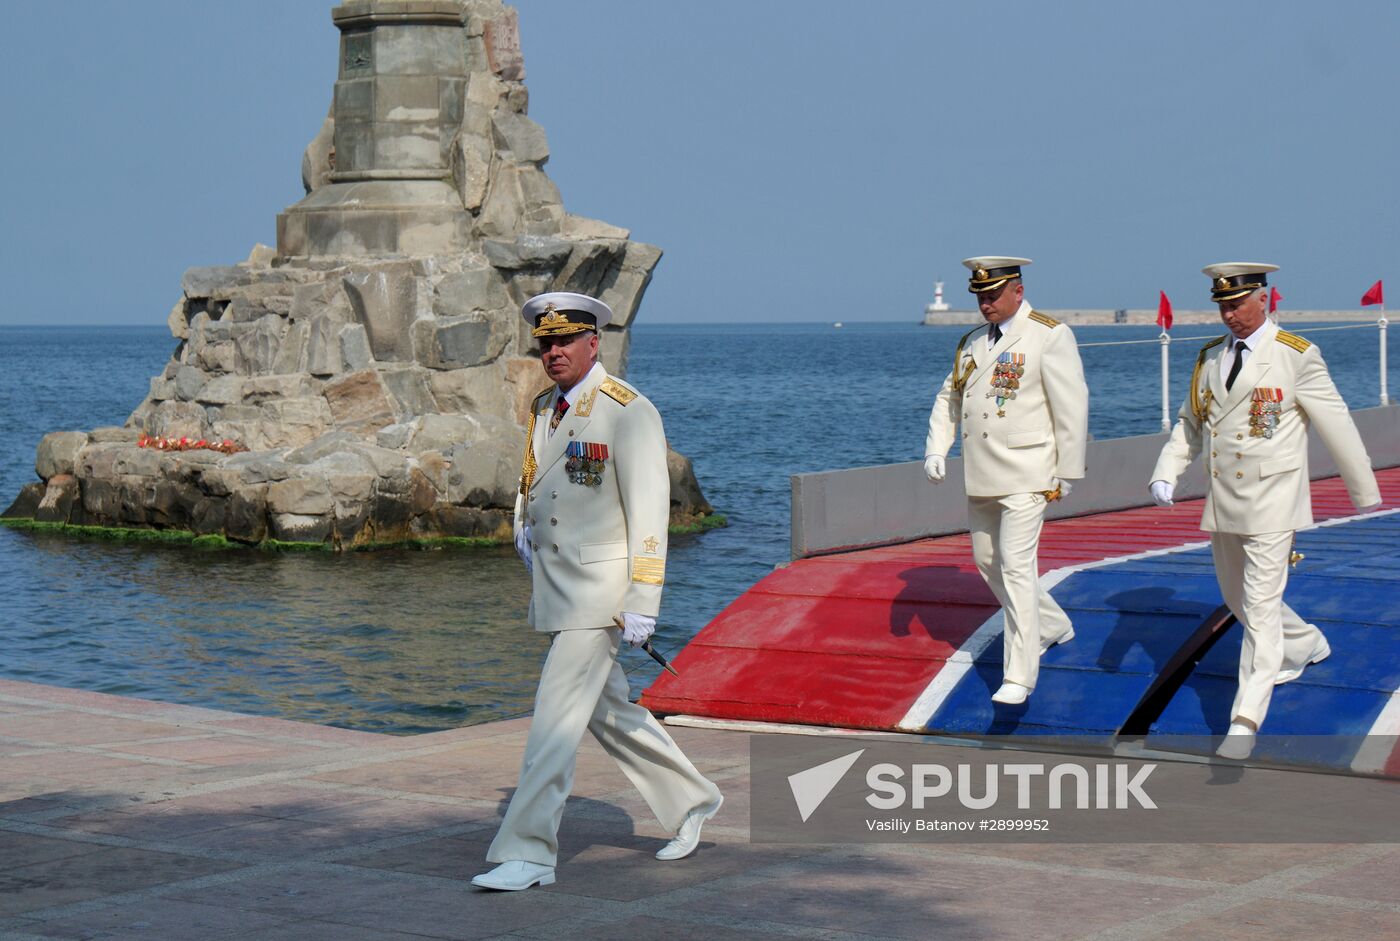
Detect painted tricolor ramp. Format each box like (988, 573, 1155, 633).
(641, 470, 1400, 775)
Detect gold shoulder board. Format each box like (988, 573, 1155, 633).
(1275, 330, 1312, 353)
(1028, 310, 1060, 328)
(600, 378, 637, 405)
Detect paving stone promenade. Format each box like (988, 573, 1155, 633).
(1, 678, 1397, 940)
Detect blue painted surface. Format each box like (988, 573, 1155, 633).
(926, 514, 1400, 772)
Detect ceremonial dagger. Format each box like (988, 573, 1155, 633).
(613, 616, 680, 676)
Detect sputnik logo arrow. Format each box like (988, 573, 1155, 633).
(787, 749, 865, 822)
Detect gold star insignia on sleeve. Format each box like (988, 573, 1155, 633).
(642, 535, 659, 554)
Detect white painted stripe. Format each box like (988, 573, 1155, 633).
(895, 505, 1400, 733)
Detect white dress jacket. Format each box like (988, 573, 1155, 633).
(926, 307, 1089, 498)
(513, 364, 669, 632)
(1151, 320, 1379, 534)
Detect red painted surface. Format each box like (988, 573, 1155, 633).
(641, 470, 1400, 729)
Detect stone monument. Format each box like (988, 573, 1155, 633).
(3, 0, 714, 547)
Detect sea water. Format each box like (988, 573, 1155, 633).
(0, 321, 1391, 732)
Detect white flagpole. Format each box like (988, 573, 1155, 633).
(1381, 299, 1390, 406)
(1160, 329, 1171, 432)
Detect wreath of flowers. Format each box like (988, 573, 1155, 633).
(137, 435, 245, 455)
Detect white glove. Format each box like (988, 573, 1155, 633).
(1052, 478, 1073, 498)
(621, 612, 655, 647)
(1150, 480, 1174, 507)
(924, 455, 946, 482)
(514, 523, 533, 573)
(1358, 501, 1383, 513)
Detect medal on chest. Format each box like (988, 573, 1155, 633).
(566, 441, 608, 486)
(1249, 388, 1283, 438)
(986, 352, 1025, 415)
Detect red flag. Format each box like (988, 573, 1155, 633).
(1156, 291, 1173, 330)
(1269, 287, 1282, 313)
(1361, 280, 1385, 306)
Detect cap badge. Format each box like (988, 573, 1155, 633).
(536, 309, 570, 329)
(974, 268, 989, 280)
(1214, 277, 1229, 290)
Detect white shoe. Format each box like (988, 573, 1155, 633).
(991, 682, 1031, 705)
(1041, 628, 1075, 654)
(471, 860, 555, 891)
(1215, 722, 1256, 760)
(656, 795, 723, 861)
(1275, 635, 1331, 685)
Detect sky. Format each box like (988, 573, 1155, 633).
(2, 0, 1398, 325)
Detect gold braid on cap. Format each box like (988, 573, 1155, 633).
(532, 307, 594, 338)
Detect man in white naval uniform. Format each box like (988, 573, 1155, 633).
(1149, 263, 1381, 759)
(472, 293, 722, 891)
(924, 258, 1089, 705)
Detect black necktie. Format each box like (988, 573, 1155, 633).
(989, 323, 1003, 345)
(1225, 340, 1245, 392)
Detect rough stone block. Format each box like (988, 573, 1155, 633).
(432, 504, 509, 538)
(429, 362, 514, 417)
(190, 495, 229, 535)
(451, 130, 492, 212)
(89, 426, 142, 444)
(492, 111, 548, 164)
(376, 422, 416, 450)
(560, 215, 629, 241)
(553, 240, 626, 297)
(168, 298, 192, 340)
(482, 234, 573, 270)
(267, 476, 335, 515)
(257, 397, 334, 448)
(475, 167, 525, 240)
(223, 453, 296, 484)
(36, 431, 89, 480)
(324, 369, 398, 432)
(226, 484, 269, 543)
(35, 474, 80, 524)
(598, 240, 663, 328)
(432, 265, 509, 317)
(224, 298, 275, 323)
(342, 265, 420, 362)
(381, 367, 436, 419)
(340, 323, 374, 371)
(114, 447, 163, 478)
(273, 321, 310, 374)
(446, 418, 524, 508)
(286, 431, 365, 465)
(409, 413, 481, 453)
(290, 278, 353, 324)
(3, 481, 44, 519)
(197, 375, 243, 406)
(148, 377, 175, 401)
(147, 401, 211, 440)
(235, 315, 284, 376)
(422, 318, 509, 369)
(243, 374, 317, 404)
(504, 356, 546, 424)
(182, 266, 251, 300)
(307, 315, 344, 378)
(175, 366, 209, 402)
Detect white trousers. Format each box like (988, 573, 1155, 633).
(1209, 531, 1326, 727)
(486, 627, 720, 867)
(968, 493, 1073, 690)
